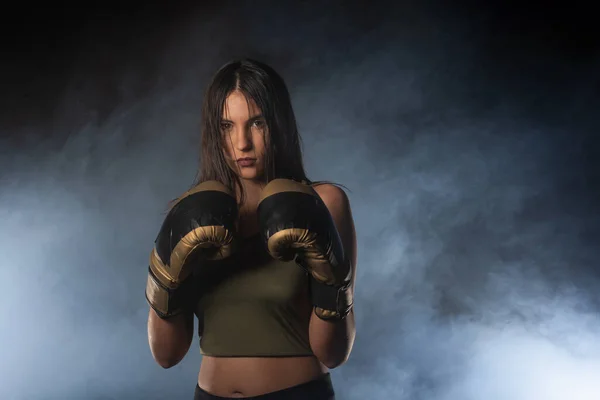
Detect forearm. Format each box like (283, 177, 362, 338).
(309, 308, 356, 369)
(147, 308, 194, 368)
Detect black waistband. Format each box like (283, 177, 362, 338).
(194, 373, 335, 400)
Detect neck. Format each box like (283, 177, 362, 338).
(236, 178, 265, 237)
(237, 178, 265, 209)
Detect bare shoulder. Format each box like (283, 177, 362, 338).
(311, 183, 351, 211)
(311, 182, 355, 239)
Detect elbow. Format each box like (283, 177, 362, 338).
(154, 356, 182, 369)
(321, 353, 350, 369)
(149, 341, 189, 369)
(149, 338, 189, 369)
(150, 345, 187, 369)
(312, 342, 352, 369)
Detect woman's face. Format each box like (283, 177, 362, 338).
(221, 90, 268, 181)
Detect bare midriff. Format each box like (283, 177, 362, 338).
(198, 356, 327, 397)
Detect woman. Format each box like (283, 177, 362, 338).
(145, 59, 357, 399)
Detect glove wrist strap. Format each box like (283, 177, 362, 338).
(146, 267, 195, 319)
(310, 279, 353, 320)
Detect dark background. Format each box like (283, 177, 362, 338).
(1, 1, 599, 399)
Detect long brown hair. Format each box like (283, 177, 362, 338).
(192, 59, 316, 204)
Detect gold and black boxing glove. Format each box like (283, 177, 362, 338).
(146, 181, 238, 319)
(257, 179, 353, 320)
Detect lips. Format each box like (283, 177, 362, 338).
(237, 158, 256, 167)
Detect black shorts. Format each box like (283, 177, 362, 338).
(194, 373, 335, 400)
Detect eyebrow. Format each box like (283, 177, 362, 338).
(220, 114, 264, 123)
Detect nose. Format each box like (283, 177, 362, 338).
(232, 125, 252, 152)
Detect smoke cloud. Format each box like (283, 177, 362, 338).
(1, 2, 598, 399)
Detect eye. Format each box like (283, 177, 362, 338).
(252, 119, 265, 129)
(220, 122, 232, 132)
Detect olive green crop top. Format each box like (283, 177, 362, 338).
(194, 234, 314, 357)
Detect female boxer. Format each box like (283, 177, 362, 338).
(145, 59, 357, 399)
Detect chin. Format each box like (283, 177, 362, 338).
(238, 169, 263, 181)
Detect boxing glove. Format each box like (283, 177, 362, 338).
(146, 181, 238, 319)
(257, 179, 353, 320)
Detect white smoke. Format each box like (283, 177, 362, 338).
(1, 2, 598, 399)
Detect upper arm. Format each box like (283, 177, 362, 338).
(195, 310, 205, 337)
(313, 184, 358, 287)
